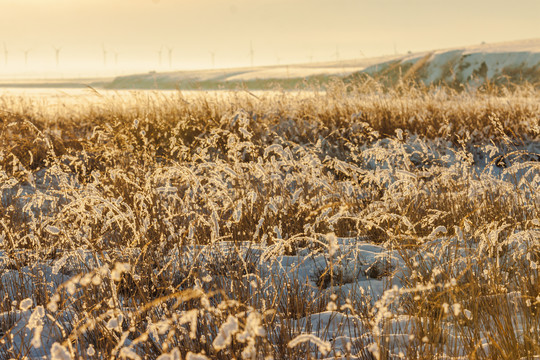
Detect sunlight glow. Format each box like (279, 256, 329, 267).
(0, 0, 539, 78)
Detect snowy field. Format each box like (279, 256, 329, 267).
(0, 85, 539, 359)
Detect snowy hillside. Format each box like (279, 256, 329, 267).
(105, 54, 400, 90)
(354, 38, 540, 86)
(106, 39, 540, 89)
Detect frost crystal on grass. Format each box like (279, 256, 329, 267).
(119, 347, 141, 360)
(106, 314, 124, 332)
(237, 312, 265, 342)
(367, 342, 381, 360)
(326, 301, 338, 312)
(28, 305, 45, 348)
(66, 280, 77, 295)
(186, 352, 210, 360)
(452, 303, 462, 316)
(92, 274, 102, 285)
(428, 226, 447, 239)
(111, 262, 131, 281)
(87, 344, 95, 356)
(395, 128, 403, 141)
(326, 232, 338, 257)
(106, 317, 119, 330)
(20, 298, 33, 311)
(52, 255, 67, 275)
(213, 315, 239, 350)
(156, 348, 181, 360)
(237, 312, 266, 359)
(45, 225, 61, 235)
(442, 303, 449, 314)
(233, 201, 243, 222)
(178, 309, 198, 339)
(211, 210, 220, 239)
(51, 342, 71, 360)
(288, 334, 331, 355)
(47, 294, 61, 312)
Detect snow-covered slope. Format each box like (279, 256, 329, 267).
(106, 54, 401, 90)
(355, 38, 540, 86)
(106, 39, 540, 89)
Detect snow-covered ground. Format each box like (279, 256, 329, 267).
(360, 38, 540, 85)
(1, 132, 538, 358)
(0, 239, 396, 358)
(1, 229, 539, 358)
(105, 39, 540, 89)
(0, 84, 538, 358)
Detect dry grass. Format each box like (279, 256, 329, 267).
(0, 80, 538, 359)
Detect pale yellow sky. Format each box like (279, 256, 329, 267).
(1, 0, 539, 78)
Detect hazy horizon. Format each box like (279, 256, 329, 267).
(1, 0, 539, 79)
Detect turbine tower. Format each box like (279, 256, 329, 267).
(249, 41, 254, 67)
(23, 49, 31, 66)
(53, 46, 61, 67)
(333, 46, 340, 62)
(102, 43, 107, 67)
(166, 46, 173, 68)
(3, 43, 7, 66)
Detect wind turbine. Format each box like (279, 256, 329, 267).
(101, 43, 107, 67)
(166, 46, 173, 68)
(333, 46, 340, 62)
(249, 41, 254, 67)
(23, 49, 31, 66)
(52, 46, 61, 67)
(3, 43, 7, 66)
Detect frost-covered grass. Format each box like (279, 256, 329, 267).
(0, 81, 539, 359)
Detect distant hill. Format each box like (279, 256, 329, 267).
(105, 54, 400, 90)
(105, 39, 540, 90)
(347, 38, 540, 88)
